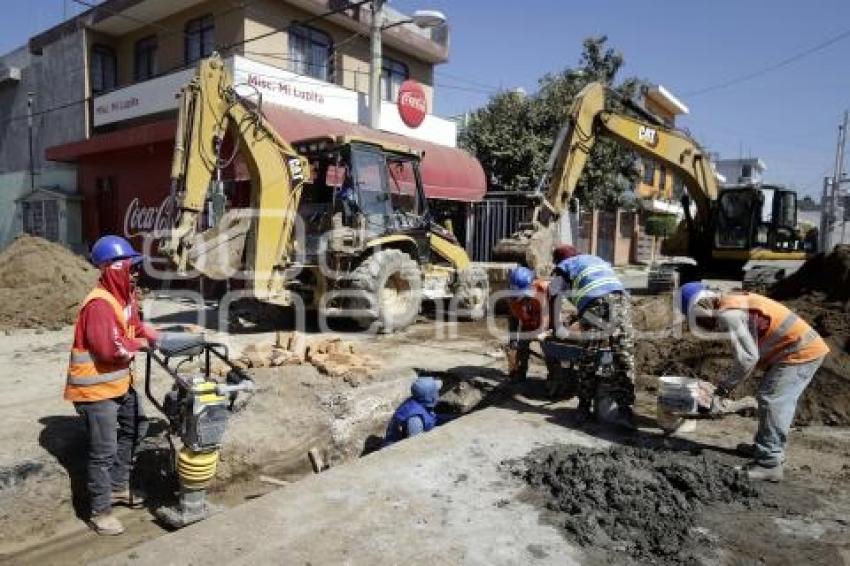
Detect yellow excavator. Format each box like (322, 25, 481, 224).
(494, 82, 811, 290)
(160, 55, 488, 331)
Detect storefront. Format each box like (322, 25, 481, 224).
(45, 55, 485, 249)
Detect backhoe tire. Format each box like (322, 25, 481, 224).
(350, 249, 422, 333)
(454, 266, 489, 321)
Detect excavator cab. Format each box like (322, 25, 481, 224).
(713, 184, 806, 256)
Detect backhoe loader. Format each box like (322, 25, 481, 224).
(159, 55, 487, 331)
(493, 82, 810, 290)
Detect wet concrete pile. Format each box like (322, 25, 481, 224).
(0, 235, 97, 331)
(518, 445, 760, 564)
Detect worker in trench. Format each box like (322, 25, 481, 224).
(383, 376, 450, 445)
(679, 282, 829, 482)
(64, 236, 160, 535)
(548, 244, 636, 429)
(505, 266, 550, 381)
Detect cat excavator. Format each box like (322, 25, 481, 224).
(493, 82, 810, 290)
(159, 55, 487, 331)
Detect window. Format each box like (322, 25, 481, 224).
(90, 45, 117, 94)
(22, 200, 60, 242)
(185, 15, 215, 65)
(642, 159, 656, 186)
(381, 57, 409, 101)
(289, 24, 333, 81)
(741, 163, 753, 179)
(134, 36, 158, 81)
(658, 166, 667, 192)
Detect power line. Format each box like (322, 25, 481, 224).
(683, 25, 850, 97)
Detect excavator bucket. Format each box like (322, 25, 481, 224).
(491, 224, 556, 273)
(187, 210, 252, 279)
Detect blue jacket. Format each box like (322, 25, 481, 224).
(555, 255, 624, 315)
(383, 398, 437, 445)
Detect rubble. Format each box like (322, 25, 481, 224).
(234, 333, 382, 386)
(0, 235, 97, 331)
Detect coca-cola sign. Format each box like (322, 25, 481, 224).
(397, 80, 427, 128)
(124, 196, 175, 238)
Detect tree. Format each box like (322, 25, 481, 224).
(459, 36, 641, 209)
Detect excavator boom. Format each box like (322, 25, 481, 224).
(160, 55, 310, 303)
(494, 82, 718, 271)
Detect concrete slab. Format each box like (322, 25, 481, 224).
(102, 406, 607, 565)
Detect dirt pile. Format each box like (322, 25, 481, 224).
(771, 245, 850, 304)
(0, 235, 97, 331)
(518, 445, 760, 565)
(632, 285, 850, 425)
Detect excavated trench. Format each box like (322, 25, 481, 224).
(0, 362, 503, 564)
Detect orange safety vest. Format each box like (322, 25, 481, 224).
(64, 288, 136, 402)
(719, 292, 829, 367)
(509, 279, 550, 331)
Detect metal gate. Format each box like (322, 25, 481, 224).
(468, 199, 533, 261)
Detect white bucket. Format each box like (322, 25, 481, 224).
(656, 376, 701, 433)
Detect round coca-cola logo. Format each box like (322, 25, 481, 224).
(397, 80, 427, 128)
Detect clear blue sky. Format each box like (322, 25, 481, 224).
(4, 1, 850, 196)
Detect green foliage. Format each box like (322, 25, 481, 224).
(645, 213, 679, 237)
(459, 36, 641, 210)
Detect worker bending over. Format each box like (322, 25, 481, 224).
(506, 266, 550, 380)
(549, 245, 635, 428)
(680, 283, 829, 482)
(65, 236, 159, 535)
(384, 376, 447, 445)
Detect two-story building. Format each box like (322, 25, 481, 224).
(632, 83, 689, 209)
(10, 0, 483, 250)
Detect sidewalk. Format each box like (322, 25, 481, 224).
(99, 405, 601, 565)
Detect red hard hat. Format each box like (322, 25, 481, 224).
(553, 244, 578, 263)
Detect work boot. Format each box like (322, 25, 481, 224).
(89, 511, 125, 536)
(736, 444, 786, 464)
(739, 462, 784, 483)
(112, 487, 146, 508)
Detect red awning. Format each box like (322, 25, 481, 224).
(46, 105, 486, 202)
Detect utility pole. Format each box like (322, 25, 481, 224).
(827, 110, 848, 251)
(368, 0, 385, 129)
(27, 92, 35, 191)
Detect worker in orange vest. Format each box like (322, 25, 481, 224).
(506, 266, 549, 380)
(680, 283, 829, 482)
(66, 235, 159, 535)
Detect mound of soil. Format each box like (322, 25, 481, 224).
(518, 445, 759, 565)
(0, 235, 97, 331)
(771, 245, 850, 304)
(633, 277, 850, 425)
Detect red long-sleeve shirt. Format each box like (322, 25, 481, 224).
(76, 300, 157, 364)
(73, 259, 159, 364)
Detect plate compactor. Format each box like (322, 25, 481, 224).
(143, 333, 256, 528)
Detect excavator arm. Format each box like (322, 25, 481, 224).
(160, 55, 310, 303)
(496, 82, 718, 271)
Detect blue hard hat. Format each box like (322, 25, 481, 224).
(679, 282, 708, 315)
(90, 235, 141, 267)
(411, 376, 442, 409)
(509, 266, 535, 297)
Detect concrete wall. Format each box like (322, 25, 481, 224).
(242, 0, 434, 106)
(0, 30, 87, 249)
(106, 0, 243, 86)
